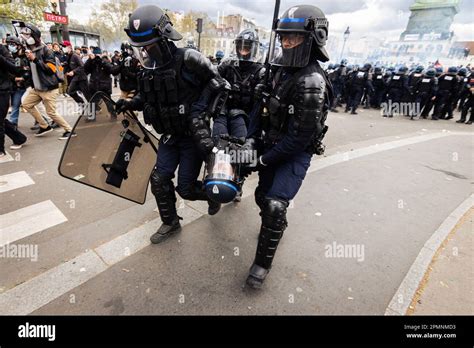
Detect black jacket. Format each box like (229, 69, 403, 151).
(0, 45, 21, 92)
(29, 45, 60, 91)
(84, 56, 114, 94)
(65, 52, 87, 81)
(110, 55, 139, 92)
(10, 52, 30, 90)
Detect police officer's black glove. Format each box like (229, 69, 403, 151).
(254, 83, 269, 102)
(239, 138, 260, 173)
(115, 99, 132, 114)
(190, 112, 215, 157)
(198, 137, 215, 157)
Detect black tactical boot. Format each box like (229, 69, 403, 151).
(150, 171, 181, 244)
(246, 199, 288, 289)
(208, 200, 221, 215)
(150, 217, 182, 244)
(246, 263, 269, 289)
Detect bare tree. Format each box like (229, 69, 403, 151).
(88, 0, 138, 49)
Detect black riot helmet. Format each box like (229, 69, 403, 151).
(124, 5, 183, 69)
(269, 4, 329, 67)
(425, 68, 436, 78)
(234, 29, 260, 62)
(362, 63, 372, 72)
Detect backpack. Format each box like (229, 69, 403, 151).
(53, 55, 64, 83)
(42, 46, 64, 83)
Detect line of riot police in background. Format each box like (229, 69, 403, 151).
(325, 60, 473, 124)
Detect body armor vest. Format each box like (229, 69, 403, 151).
(138, 48, 201, 135)
(351, 71, 367, 88)
(418, 77, 436, 93)
(389, 74, 405, 89)
(263, 64, 331, 144)
(438, 74, 457, 92)
(225, 62, 263, 113)
(409, 72, 423, 88)
(372, 73, 385, 88)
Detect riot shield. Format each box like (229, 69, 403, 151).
(58, 92, 159, 204)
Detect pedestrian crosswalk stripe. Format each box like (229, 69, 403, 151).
(0, 200, 68, 247)
(0, 171, 35, 194)
(0, 151, 14, 164)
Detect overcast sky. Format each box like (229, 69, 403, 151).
(67, 0, 473, 41)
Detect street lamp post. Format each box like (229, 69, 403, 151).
(340, 26, 350, 62)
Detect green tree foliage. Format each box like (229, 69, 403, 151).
(0, 0, 49, 23)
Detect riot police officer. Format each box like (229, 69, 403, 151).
(110, 42, 140, 100)
(456, 70, 473, 124)
(242, 5, 333, 289)
(407, 65, 424, 118)
(416, 67, 438, 119)
(370, 66, 386, 109)
(454, 67, 469, 112)
(213, 29, 265, 201)
(433, 66, 459, 120)
(385, 66, 409, 117)
(116, 5, 225, 243)
(215, 29, 264, 137)
(215, 51, 224, 65)
(345, 63, 373, 114)
(333, 59, 348, 107)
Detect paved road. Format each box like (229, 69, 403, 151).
(1, 99, 472, 315)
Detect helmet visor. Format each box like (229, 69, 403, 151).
(234, 39, 258, 62)
(132, 40, 172, 69)
(269, 31, 312, 67)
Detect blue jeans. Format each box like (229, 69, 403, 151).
(9, 89, 26, 126)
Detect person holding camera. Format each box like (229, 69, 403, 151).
(84, 47, 114, 99)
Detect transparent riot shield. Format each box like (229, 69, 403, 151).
(58, 92, 159, 204)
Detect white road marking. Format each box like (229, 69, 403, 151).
(0, 171, 35, 194)
(0, 131, 471, 315)
(0, 250, 107, 315)
(385, 194, 473, 315)
(309, 131, 453, 174)
(0, 200, 68, 247)
(0, 151, 14, 164)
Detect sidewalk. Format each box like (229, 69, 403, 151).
(409, 208, 473, 315)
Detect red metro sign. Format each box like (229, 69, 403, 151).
(43, 12, 69, 25)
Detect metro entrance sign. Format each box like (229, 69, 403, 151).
(43, 12, 69, 25)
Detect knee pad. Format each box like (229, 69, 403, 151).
(261, 198, 288, 231)
(150, 170, 175, 199)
